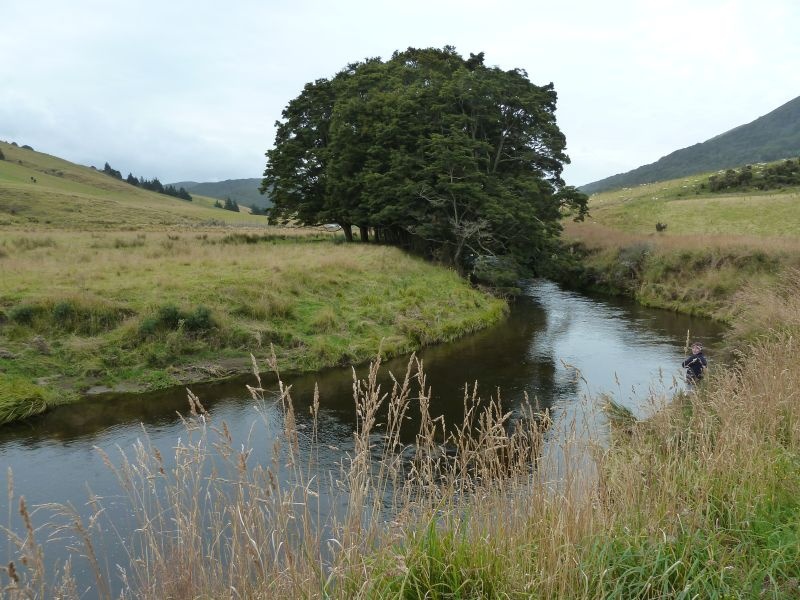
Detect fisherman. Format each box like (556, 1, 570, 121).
(682, 342, 708, 385)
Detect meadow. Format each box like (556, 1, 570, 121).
(582, 166, 800, 237)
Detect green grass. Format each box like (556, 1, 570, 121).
(0, 141, 266, 228)
(585, 165, 800, 237)
(0, 229, 506, 423)
(0, 375, 53, 424)
(561, 165, 800, 322)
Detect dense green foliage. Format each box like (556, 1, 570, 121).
(263, 46, 586, 275)
(582, 94, 800, 194)
(707, 158, 800, 192)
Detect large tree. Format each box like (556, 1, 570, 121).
(262, 46, 586, 273)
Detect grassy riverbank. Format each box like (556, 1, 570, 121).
(559, 170, 800, 331)
(6, 272, 799, 598)
(4, 158, 800, 596)
(0, 228, 506, 424)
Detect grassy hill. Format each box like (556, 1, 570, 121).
(574, 160, 800, 237)
(582, 95, 800, 194)
(170, 177, 270, 209)
(0, 141, 266, 228)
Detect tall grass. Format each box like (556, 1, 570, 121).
(4, 263, 798, 598)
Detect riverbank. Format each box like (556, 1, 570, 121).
(4, 254, 799, 597)
(559, 220, 800, 335)
(6, 273, 797, 598)
(0, 228, 506, 425)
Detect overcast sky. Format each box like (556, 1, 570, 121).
(1, 0, 798, 186)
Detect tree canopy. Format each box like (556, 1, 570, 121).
(262, 46, 586, 276)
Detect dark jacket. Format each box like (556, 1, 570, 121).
(682, 352, 707, 380)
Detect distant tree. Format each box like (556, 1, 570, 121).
(21, 145, 33, 151)
(0, 148, 4, 161)
(223, 197, 240, 212)
(214, 199, 223, 208)
(103, 162, 122, 179)
(126, 173, 139, 186)
(249, 203, 267, 215)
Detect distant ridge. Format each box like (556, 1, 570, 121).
(581, 95, 800, 194)
(170, 178, 270, 209)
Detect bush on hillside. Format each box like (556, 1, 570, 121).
(708, 158, 800, 192)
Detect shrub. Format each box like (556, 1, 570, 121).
(184, 306, 214, 332)
(470, 255, 523, 290)
(157, 305, 182, 329)
(139, 304, 215, 338)
(0, 376, 51, 424)
(10, 304, 41, 325)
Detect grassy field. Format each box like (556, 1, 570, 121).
(582, 166, 800, 237)
(561, 168, 800, 325)
(0, 143, 506, 425)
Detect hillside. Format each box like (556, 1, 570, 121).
(573, 160, 800, 238)
(0, 141, 265, 228)
(581, 95, 800, 194)
(170, 177, 270, 209)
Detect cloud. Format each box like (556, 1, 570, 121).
(1, 0, 799, 184)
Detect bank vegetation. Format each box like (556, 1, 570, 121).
(0, 228, 506, 425)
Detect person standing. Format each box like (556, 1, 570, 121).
(682, 342, 708, 385)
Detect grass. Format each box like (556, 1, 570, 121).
(582, 164, 800, 237)
(4, 269, 799, 597)
(560, 170, 800, 323)
(0, 228, 505, 423)
(0, 141, 265, 228)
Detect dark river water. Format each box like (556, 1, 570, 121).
(0, 280, 725, 596)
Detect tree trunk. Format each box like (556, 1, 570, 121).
(340, 223, 353, 242)
(359, 225, 369, 243)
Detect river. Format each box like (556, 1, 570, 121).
(0, 280, 725, 596)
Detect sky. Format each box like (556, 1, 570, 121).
(1, 0, 798, 186)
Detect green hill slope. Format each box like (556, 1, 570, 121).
(577, 161, 800, 237)
(0, 141, 265, 228)
(582, 95, 800, 194)
(170, 178, 270, 209)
